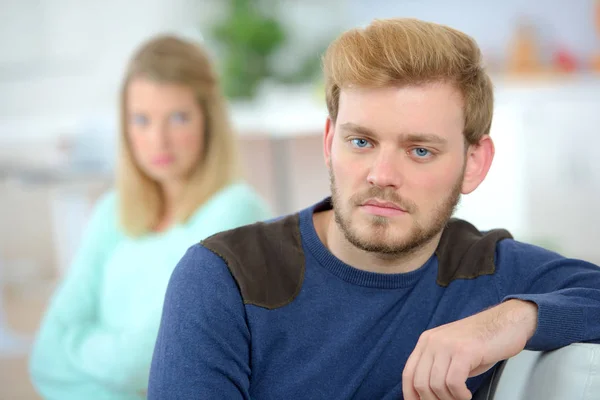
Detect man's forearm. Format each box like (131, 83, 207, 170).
(481, 299, 538, 358)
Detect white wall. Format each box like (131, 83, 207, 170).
(348, 0, 598, 65)
(455, 78, 600, 263)
(0, 1, 598, 270)
(0, 0, 213, 140)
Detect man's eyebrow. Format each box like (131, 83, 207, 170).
(401, 133, 448, 145)
(339, 122, 377, 137)
(340, 122, 447, 145)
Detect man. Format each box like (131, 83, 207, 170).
(148, 18, 600, 400)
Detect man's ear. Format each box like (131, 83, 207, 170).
(323, 117, 335, 169)
(462, 135, 495, 194)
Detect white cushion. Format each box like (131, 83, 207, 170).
(476, 343, 600, 400)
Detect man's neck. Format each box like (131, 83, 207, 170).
(314, 209, 442, 274)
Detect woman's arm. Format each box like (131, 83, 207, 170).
(29, 191, 137, 396)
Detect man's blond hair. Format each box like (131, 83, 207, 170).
(323, 18, 494, 144)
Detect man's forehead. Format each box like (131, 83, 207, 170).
(336, 84, 465, 141)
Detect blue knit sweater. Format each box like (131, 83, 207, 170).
(148, 200, 600, 399)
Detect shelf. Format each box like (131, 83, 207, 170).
(230, 75, 600, 139)
(0, 74, 599, 146)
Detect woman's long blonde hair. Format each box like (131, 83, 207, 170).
(117, 35, 240, 237)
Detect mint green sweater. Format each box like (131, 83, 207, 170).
(29, 182, 272, 400)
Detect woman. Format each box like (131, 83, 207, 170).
(29, 35, 272, 399)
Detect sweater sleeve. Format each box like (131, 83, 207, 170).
(148, 244, 252, 400)
(28, 191, 140, 397)
(495, 239, 600, 351)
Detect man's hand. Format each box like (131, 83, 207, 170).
(402, 299, 538, 400)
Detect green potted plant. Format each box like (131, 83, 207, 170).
(211, 0, 286, 99)
(211, 0, 326, 100)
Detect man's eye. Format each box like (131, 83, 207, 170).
(412, 148, 431, 158)
(351, 138, 372, 148)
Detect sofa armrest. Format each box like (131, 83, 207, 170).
(474, 343, 600, 400)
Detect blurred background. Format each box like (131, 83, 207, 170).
(1, 0, 599, 398)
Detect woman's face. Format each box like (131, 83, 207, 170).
(125, 76, 206, 184)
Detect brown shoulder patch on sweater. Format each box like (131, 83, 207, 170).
(435, 218, 513, 287)
(200, 214, 304, 309)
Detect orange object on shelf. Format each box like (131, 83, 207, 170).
(591, 54, 600, 72)
(596, 0, 600, 36)
(592, 0, 600, 72)
(506, 20, 545, 75)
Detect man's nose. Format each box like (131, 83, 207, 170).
(366, 148, 404, 189)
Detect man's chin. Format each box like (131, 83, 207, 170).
(355, 212, 413, 232)
(348, 226, 403, 246)
(349, 220, 418, 245)
(350, 236, 413, 256)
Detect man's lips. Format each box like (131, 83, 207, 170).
(362, 199, 407, 212)
(360, 199, 408, 218)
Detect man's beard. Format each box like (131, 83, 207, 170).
(329, 167, 463, 257)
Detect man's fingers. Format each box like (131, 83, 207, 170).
(430, 354, 453, 400)
(402, 344, 423, 400)
(446, 356, 473, 400)
(413, 351, 436, 400)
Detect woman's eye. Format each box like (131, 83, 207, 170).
(351, 138, 372, 148)
(131, 114, 149, 126)
(170, 112, 189, 124)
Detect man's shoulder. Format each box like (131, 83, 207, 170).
(436, 218, 577, 286)
(200, 213, 305, 310)
(435, 218, 513, 287)
(493, 234, 567, 267)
